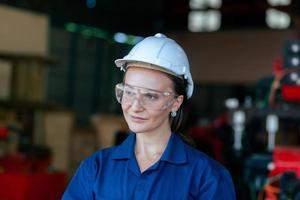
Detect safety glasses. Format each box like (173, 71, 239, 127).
(115, 83, 177, 110)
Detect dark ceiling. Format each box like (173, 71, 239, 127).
(0, 0, 299, 36)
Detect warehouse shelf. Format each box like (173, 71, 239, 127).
(0, 52, 59, 65)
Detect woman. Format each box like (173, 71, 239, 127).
(62, 33, 236, 199)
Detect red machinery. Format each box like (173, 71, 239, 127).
(0, 127, 67, 200)
(260, 147, 300, 200)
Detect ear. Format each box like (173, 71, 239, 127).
(171, 95, 184, 112)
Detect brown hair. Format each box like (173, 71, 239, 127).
(166, 74, 188, 132)
(167, 74, 195, 146)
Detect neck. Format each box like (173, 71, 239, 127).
(135, 127, 172, 158)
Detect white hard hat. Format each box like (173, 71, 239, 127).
(115, 33, 194, 98)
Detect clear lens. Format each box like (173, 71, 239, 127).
(115, 83, 176, 110)
(115, 83, 124, 104)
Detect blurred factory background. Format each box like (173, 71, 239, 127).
(0, 0, 300, 199)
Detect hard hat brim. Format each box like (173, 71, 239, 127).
(115, 59, 181, 78)
(114, 58, 127, 69)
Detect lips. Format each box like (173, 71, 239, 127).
(130, 115, 147, 122)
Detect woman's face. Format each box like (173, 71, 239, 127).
(122, 67, 182, 134)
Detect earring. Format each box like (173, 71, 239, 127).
(171, 111, 177, 117)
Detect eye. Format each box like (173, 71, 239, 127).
(124, 87, 136, 97)
(144, 92, 159, 101)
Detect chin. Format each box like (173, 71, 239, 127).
(127, 122, 151, 133)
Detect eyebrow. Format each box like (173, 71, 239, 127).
(124, 83, 173, 94)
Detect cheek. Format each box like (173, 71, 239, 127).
(121, 105, 129, 119)
(121, 103, 129, 112)
(150, 110, 170, 122)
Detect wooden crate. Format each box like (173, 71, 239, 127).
(91, 114, 129, 148)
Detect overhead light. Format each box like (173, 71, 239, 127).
(188, 11, 205, 32)
(225, 98, 239, 109)
(113, 33, 144, 45)
(206, 10, 221, 31)
(266, 8, 291, 29)
(65, 23, 78, 32)
(291, 44, 300, 53)
(290, 72, 298, 81)
(190, 0, 206, 9)
(188, 10, 221, 32)
(208, 0, 222, 9)
(64, 23, 142, 45)
(114, 32, 128, 43)
(283, 40, 300, 68)
(291, 57, 300, 67)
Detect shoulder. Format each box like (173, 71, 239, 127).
(78, 146, 117, 174)
(79, 133, 134, 172)
(82, 146, 116, 165)
(183, 142, 230, 179)
(182, 143, 236, 198)
(62, 146, 120, 199)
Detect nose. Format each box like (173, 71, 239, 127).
(130, 94, 145, 111)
